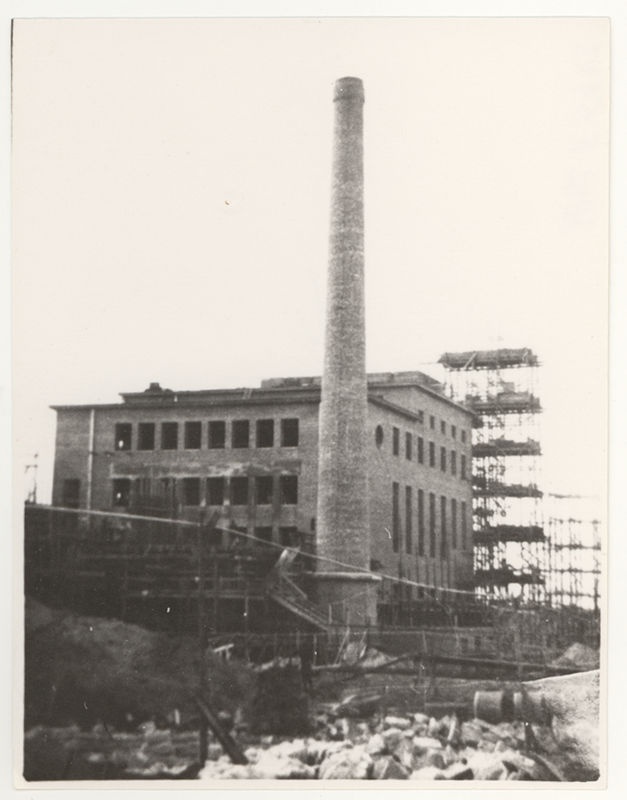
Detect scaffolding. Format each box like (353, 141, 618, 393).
(545, 514, 601, 611)
(439, 348, 545, 601)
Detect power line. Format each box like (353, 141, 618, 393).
(32, 503, 531, 603)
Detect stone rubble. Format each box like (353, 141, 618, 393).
(198, 709, 558, 781)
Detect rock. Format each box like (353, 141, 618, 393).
(318, 746, 373, 780)
(395, 738, 417, 771)
(253, 752, 316, 779)
(305, 739, 351, 765)
(381, 727, 404, 752)
(365, 733, 386, 755)
(440, 763, 474, 780)
(372, 756, 410, 780)
(427, 717, 440, 737)
(500, 750, 542, 780)
(460, 720, 483, 746)
(412, 736, 443, 755)
(199, 757, 252, 780)
(413, 712, 429, 726)
(441, 744, 459, 767)
(384, 715, 411, 730)
(264, 739, 308, 762)
(465, 751, 509, 781)
(424, 750, 446, 770)
(524, 670, 600, 780)
(200, 750, 316, 780)
(409, 765, 445, 780)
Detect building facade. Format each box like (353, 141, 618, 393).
(51, 371, 476, 599)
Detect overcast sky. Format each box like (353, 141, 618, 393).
(12, 17, 609, 507)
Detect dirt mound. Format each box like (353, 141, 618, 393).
(552, 643, 599, 671)
(24, 598, 255, 729)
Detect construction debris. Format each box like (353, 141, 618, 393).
(24, 600, 600, 782)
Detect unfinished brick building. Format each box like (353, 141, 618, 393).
(50, 370, 475, 609)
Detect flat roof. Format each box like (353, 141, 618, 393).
(51, 373, 476, 420)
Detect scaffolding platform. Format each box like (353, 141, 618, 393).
(467, 392, 541, 415)
(439, 348, 539, 371)
(474, 566, 544, 586)
(473, 479, 543, 498)
(473, 438, 541, 457)
(474, 525, 545, 544)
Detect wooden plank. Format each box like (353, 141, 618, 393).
(194, 693, 248, 765)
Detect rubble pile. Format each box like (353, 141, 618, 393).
(199, 711, 561, 781)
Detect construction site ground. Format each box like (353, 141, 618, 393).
(23, 599, 600, 782)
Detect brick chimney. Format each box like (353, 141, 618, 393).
(314, 77, 379, 626)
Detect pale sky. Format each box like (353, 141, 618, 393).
(12, 17, 609, 507)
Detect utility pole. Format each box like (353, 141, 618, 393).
(198, 510, 218, 765)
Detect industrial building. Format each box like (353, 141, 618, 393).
(49, 370, 475, 614)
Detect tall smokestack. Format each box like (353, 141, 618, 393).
(315, 77, 379, 625)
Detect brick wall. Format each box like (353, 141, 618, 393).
(52, 382, 474, 592)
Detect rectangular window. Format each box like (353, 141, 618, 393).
(417, 410, 424, 424)
(135, 477, 151, 503)
(440, 446, 447, 472)
(461, 454, 467, 480)
(184, 421, 202, 449)
(405, 485, 412, 553)
(280, 527, 297, 547)
(137, 422, 155, 450)
(429, 492, 436, 557)
(430, 415, 435, 430)
(461, 430, 467, 444)
(232, 420, 250, 449)
(207, 477, 225, 506)
(440, 495, 447, 559)
(230, 476, 249, 506)
(62, 478, 80, 508)
(450, 450, 457, 476)
(451, 424, 457, 439)
(429, 441, 436, 467)
(208, 420, 226, 449)
(441, 420, 446, 435)
(417, 436, 424, 464)
(114, 423, 132, 451)
(392, 482, 400, 553)
(112, 478, 131, 507)
(392, 427, 400, 456)
(280, 418, 299, 447)
(161, 422, 178, 450)
(405, 432, 412, 460)
(417, 488, 425, 557)
(461, 501, 467, 549)
(254, 527, 273, 544)
(256, 419, 274, 448)
(159, 477, 176, 508)
(451, 498, 458, 549)
(280, 475, 298, 505)
(255, 475, 274, 505)
(182, 477, 200, 506)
